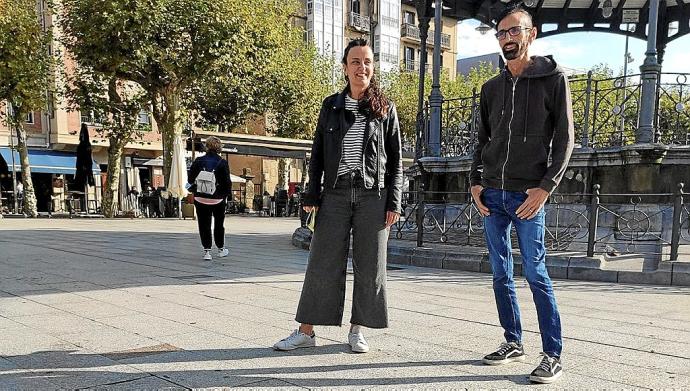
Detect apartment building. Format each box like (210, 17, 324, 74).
(304, 0, 459, 78)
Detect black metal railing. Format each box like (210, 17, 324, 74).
(419, 72, 690, 158)
(392, 183, 689, 261)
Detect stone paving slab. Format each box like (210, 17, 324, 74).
(1, 217, 690, 389)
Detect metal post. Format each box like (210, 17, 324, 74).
(587, 184, 600, 257)
(582, 71, 593, 148)
(670, 183, 684, 261)
(637, 0, 662, 143)
(427, 0, 443, 157)
(619, 24, 631, 142)
(416, 182, 425, 247)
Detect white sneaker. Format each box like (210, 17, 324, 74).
(273, 330, 316, 351)
(348, 331, 369, 353)
(203, 250, 212, 261)
(217, 248, 229, 258)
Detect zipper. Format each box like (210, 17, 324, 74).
(333, 137, 345, 189)
(501, 77, 518, 190)
(362, 120, 377, 189)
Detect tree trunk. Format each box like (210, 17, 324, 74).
(152, 88, 181, 185)
(15, 123, 38, 217)
(102, 136, 125, 218)
(278, 158, 290, 190)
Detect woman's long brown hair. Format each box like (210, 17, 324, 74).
(341, 38, 389, 119)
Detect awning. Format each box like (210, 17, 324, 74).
(230, 174, 246, 184)
(0, 147, 100, 175)
(132, 157, 163, 167)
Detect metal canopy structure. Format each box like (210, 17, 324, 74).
(429, 0, 690, 63)
(411, 0, 687, 158)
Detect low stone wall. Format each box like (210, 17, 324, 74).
(292, 226, 690, 286)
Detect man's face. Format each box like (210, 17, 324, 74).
(496, 11, 536, 60)
(343, 45, 374, 91)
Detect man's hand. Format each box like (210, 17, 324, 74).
(470, 185, 490, 216)
(516, 188, 549, 219)
(303, 205, 318, 213)
(386, 211, 400, 228)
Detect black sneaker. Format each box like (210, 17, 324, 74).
(529, 353, 563, 384)
(482, 342, 526, 365)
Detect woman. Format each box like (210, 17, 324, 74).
(273, 39, 402, 353)
(187, 136, 232, 261)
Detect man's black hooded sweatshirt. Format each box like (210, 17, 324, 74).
(470, 55, 574, 193)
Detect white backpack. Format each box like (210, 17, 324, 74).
(195, 160, 221, 196)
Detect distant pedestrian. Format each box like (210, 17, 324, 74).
(187, 136, 232, 261)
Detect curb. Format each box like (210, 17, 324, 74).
(292, 227, 690, 287)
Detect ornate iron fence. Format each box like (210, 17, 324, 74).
(422, 72, 690, 158)
(392, 184, 689, 261)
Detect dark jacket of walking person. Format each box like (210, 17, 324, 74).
(469, 4, 574, 385)
(187, 136, 232, 261)
(273, 38, 403, 354)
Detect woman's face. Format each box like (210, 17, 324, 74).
(343, 45, 374, 92)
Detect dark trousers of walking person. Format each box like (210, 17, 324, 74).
(296, 174, 389, 329)
(482, 188, 563, 357)
(194, 201, 226, 250)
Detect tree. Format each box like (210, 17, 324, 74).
(265, 43, 336, 140)
(64, 65, 150, 217)
(60, 0, 308, 183)
(384, 63, 498, 149)
(0, 0, 52, 217)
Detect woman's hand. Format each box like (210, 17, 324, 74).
(386, 211, 400, 228)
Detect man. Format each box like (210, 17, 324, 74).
(469, 4, 574, 384)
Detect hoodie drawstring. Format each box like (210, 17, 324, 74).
(523, 78, 530, 142)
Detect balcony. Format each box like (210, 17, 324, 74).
(348, 12, 370, 33)
(374, 52, 399, 64)
(400, 23, 451, 49)
(403, 60, 430, 73)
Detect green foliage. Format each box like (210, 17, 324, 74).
(0, 0, 53, 217)
(0, 0, 52, 124)
(267, 46, 337, 139)
(384, 62, 499, 142)
(190, 0, 335, 140)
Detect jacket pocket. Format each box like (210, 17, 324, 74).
(481, 137, 506, 179)
(506, 135, 548, 181)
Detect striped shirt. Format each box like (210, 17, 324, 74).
(337, 95, 366, 176)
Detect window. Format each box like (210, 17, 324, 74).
(81, 111, 102, 125)
(350, 0, 360, 14)
(404, 11, 415, 25)
(405, 47, 415, 62)
(138, 111, 150, 125)
(307, 0, 313, 14)
(25, 112, 34, 124)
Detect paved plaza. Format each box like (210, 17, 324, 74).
(0, 217, 689, 389)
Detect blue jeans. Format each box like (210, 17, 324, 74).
(482, 188, 562, 357)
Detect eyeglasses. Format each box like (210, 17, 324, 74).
(495, 26, 533, 40)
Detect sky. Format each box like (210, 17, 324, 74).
(455, 19, 690, 75)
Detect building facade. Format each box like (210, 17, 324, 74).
(304, 0, 459, 78)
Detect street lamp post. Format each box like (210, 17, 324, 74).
(637, 0, 662, 143)
(427, 0, 444, 157)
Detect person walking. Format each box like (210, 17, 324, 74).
(187, 136, 232, 261)
(273, 38, 403, 353)
(469, 4, 574, 384)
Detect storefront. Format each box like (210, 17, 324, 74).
(0, 147, 101, 214)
